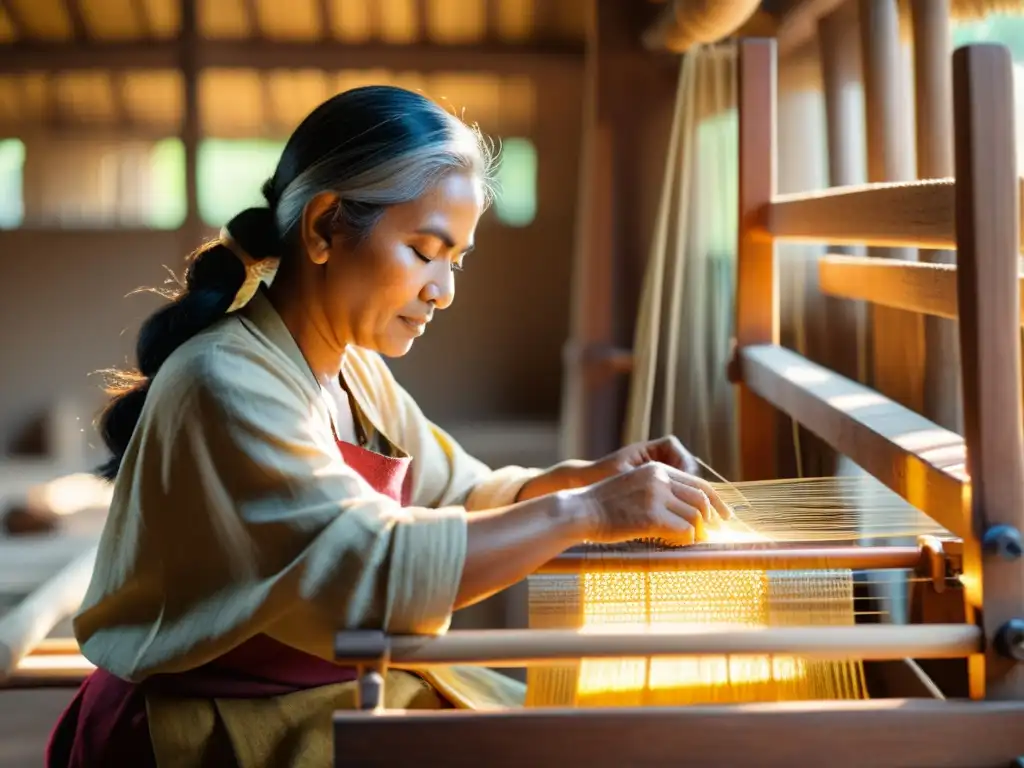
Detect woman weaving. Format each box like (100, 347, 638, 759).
(47, 85, 731, 767)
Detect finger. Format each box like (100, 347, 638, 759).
(647, 436, 698, 474)
(668, 482, 719, 528)
(651, 506, 696, 546)
(659, 465, 733, 521)
(664, 496, 707, 543)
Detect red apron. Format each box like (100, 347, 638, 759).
(46, 441, 414, 767)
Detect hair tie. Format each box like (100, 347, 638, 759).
(218, 227, 281, 313)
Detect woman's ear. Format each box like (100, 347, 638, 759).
(299, 191, 340, 265)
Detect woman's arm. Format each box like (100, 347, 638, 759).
(455, 490, 588, 609)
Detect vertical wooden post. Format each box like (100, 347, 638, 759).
(734, 38, 777, 481)
(180, 0, 201, 248)
(559, 0, 678, 461)
(858, 0, 925, 413)
(910, 0, 961, 433)
(818, 5, 866, 387)
(559, 0, 619, 462)
(952, 43, 1024, 701)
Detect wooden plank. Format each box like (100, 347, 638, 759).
(818, 255, 1024, 326)
(0, 546, 96, 680)
(333, 699, 1024, 768)
(952, 44, 1024, 702)
(739, 344, 967, 538)
(735, 38, 778, 481)
(818, 255, 958, 319)
(770, 179, 958, 250)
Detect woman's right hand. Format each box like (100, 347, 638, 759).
(575, 462, 732, 546)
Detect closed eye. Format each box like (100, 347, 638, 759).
(412, 246, 464, 273)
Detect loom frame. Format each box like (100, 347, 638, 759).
(330, 37, 1024, 767)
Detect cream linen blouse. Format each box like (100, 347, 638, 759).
(74, 288, 542, 705)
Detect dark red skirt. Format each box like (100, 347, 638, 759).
(45, 634, 358, 768)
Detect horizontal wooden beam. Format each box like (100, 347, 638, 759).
(819, 255, 958, 319)
(819, 254, 1024, 325)
(770, 177, 1024, 251)
(334, 699, 1024, 768)
(333, 625, 982, 667)
(739, 344, 967, 538)
(0, 39, 584, 74)
(538, 545, 924, 574)
(769, 178, 958, 249)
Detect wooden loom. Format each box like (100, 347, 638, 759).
(325, 38, 1024, 766)
(2, 35, 1024, 768)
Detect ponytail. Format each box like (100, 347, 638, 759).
(96, 207, 280, 480)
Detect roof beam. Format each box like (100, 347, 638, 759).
(0, 1, 27, 38)
(0, 39, 584, 74)
(63, 0, 89, 41)
(316, 0, 332, 42)
(130, 0, 152, 37)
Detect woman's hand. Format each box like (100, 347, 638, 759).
(588, 435, 701, 479)
(575, 462, 732, 546)
(517, 435, 702, 501)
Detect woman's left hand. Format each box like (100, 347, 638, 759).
(587, 435, 700, 481)
(517, 436, 702, 501)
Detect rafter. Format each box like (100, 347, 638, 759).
(315, 0, 331, 42)
(0, 39, 584, 75)
(63, 0, 89, 41)
(130, 0, 152, 38)
(241, 0, 261, 39)
(0, 0, 27, 40)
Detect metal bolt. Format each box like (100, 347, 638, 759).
(983, 524, 1023, 561)
(357, 669, 385, 711)
(995, 619, 1024, 663)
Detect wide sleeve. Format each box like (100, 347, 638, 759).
(343, 349, 545, 511)
(75, 341, 467, 681)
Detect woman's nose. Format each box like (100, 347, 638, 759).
(422, 263, 456, 309)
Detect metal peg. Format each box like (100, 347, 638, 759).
(983, 525, 1023, 561)
(994, 618, 1024, 663)
(356, 668, 386, 711)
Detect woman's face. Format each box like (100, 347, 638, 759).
(306, 170, 484, 358)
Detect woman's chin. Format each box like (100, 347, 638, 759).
(375, 336, 417, 358)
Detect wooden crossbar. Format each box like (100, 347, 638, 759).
(333, 700, 1024, 768)
(739, 344, 967, 538)
(768, 177, 1024, 251)
(818, 255, 1024, 324)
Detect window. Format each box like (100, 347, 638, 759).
(147, 138, 187, 229)
(197, 139, 286, 227)
(9, 137, 185, 229)
(493, 137, 537, 227)
(953, 14, 1024, 176)
(0, 138, 24, 229)
(952, 14, 1024, 61)
(695, 110, 738, 258)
